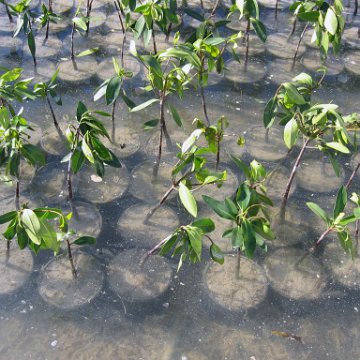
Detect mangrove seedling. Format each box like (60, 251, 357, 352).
(0, 204, 96, 277)
(264, 72, 354, 207)
(132, 0, 180, 54)
(290, 0, 345, 60)
(36, 1, 61, 41)
(146, 217, 223, 271)
(93, 57, 133, 133)
(0, 106, 46, 210)
(183, 31, 241, 125)
(147, 124, 227, 219)
(62, 101, 122, 200)
(203, 156, 274, 257)
(3, 0, 38, 66)
(228, 0, 267, 67)
(0, 66, 36, 113)
(308, 186, 360, 255)
(129, 43, 195, 168)
(70, 6, 99, 59)
(34, 69, 62, 134)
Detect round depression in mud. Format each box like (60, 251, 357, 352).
(38, 251, 104, 309)
(204, 254, 268, 311)
(108, 248, 173, 302)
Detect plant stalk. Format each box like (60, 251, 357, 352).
(152, 29, 158, 54)
(199, 55, 210, 126)
(111, 100, 116, 141)
(71, 22, 75, 59)
(293, 23, 308, 63)
(310, 226, 334, 251)
(355, 0, 358, 16)
(345, 161, 360, 190)
(46, 94, 61, 132)
(85, 0, 94, 35)
(245, 18, 250, 69)
(45, 0, 52, 41)
(66, 239, 78, 278)
(67, 158, 73, 200)
(290, 16, 297, 36)
(281, 137, 310, 207)
(114, 0, 126, 67)
(5, 4, 13, 22)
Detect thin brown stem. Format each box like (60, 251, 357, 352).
(281, 137, 310, 207)
(147, 169, 193, 220)
(310, 226, 334, 251)
(293, 23, 308, 63)
(66, 239, 78, 278)
(45, 0, 52, 40)
(210, 0, 220, 17)
(71, 22, 76, 59)
(354, 0, 358, 16)
(46, 94, 61, 132)
(152, 30, 157, 54)
(345, 161, 360, 190)
(111, 100, 116, 142)
(245, 18, 250, 69)
(114, 0, 126, 67)
(5, 4, 13, 22)
(199, 55, 210, 126)
(290, 16, 297, 36)
(275, 0, 279, 20)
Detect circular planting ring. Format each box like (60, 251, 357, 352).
(204, 254, 268, 311)
(38, 252, 104, 309)
(108, 248, 173, 302)
(264, 247, 327, 300)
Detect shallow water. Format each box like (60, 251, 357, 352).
(1, 1, 360, 359)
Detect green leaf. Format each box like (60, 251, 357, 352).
(297, 11, 320, 22)
(325, 141, 350, 154)
(159, 234, 178, 256)
(292, 72, 313, 86)
(21, 209, 41, 245)
(39, 218, 59, 252)
(103, 149, 122, 168)
(16, 226, 29, 249)
(306, 202, 331, 224)
(251, 18, 267, 42)
(203, 195, 236, 220)
(76, 101, 87, 121)
(263, 97, 276, 128)
(106, 76, 122, 105)
(283, 83, 306, 105)
(232, 225, 242, 248)
(243, 220, 256, 258)
(73, 16, 87, 31)
(183, 8, 204, 21)
(21, 144, 46, 166)
(130, 98, 159, 112)
(333, 185, 347, 219)
(143, 118, 159, 130)
(191, 218, 215, 233)
(283, 117, 298, 149)
(27, 31, 36, 60)
(71, 148, 85, 173)
(185, 226, 202, 260)
(76, 47, 99, 57)
(73, 236, 96, 245)
(179, 182, 197, 217)
(81, 137, 94, 163)
(169, 105, 183, 128)
(210, 243, 224, 264)
(324, 8, 338, 35)
(0, 211, 17, 225)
